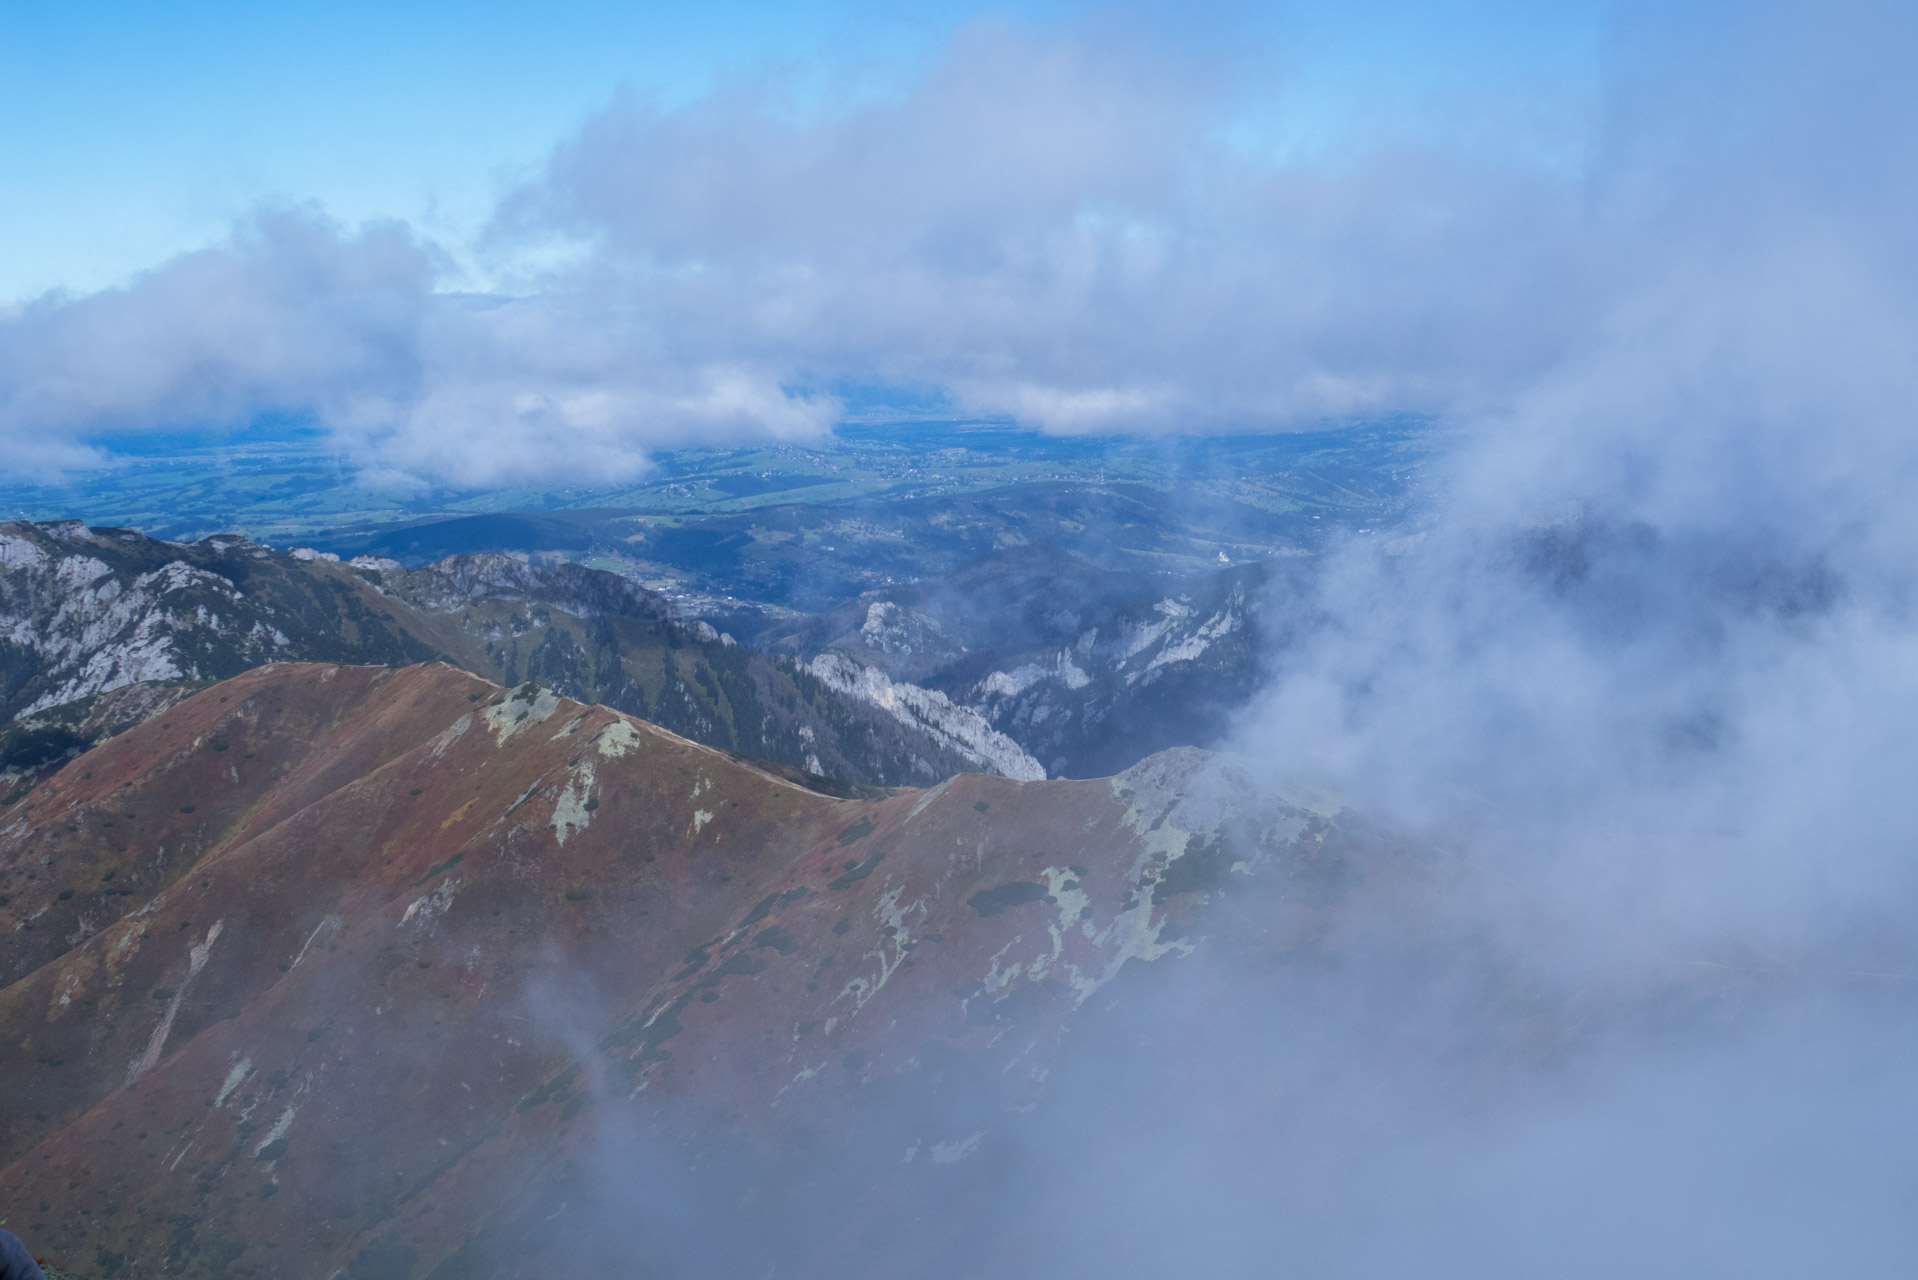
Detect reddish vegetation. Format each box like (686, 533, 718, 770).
(0, 663, 1350, 1278)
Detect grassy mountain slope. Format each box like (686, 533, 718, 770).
(0, 663, 1350, 1279)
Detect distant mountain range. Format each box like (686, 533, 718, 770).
(0, 521, 1036, 792)
(751, 544, 1300, 778)
(4, 518, 1308, 792)
(3, 421, 1430, 801)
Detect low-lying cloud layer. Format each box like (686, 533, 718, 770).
(1162, 0, 1918, 1271)
(1248, 0, 1918, 942)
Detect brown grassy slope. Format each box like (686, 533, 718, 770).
(0, 662, 1347, 1280)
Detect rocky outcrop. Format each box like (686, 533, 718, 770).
(757, 548, 1284, 777)
(0, 522, 433, 722)
(806, 652, 1046, 781)
(1, 679, 205, 802)
(0, 525, 1037, 788)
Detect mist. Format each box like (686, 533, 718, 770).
(10, 2, 1918, 1276)
(365, 3, 1918, 1274)
(1168, 0, 1918, 1272)
(535, 2, 1918, 1274)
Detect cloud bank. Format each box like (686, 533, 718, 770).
(1, 13, 1612, 485)
(485, 6, 1918, 1258)
(1098, 0, 1918, 1271)
(832, 4, 1918, 1258)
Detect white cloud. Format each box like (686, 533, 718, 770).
(1, 1, 1908, 509)
(1230, 0, 1918, 1043)
(0, 15, 1610, 485)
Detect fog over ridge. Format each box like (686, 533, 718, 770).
(8, 3, 1918, 1274)
(1153, 2, 1918, 1270)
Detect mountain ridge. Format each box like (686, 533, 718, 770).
(0, 661, 1356, 1279)
(1, 521, 1038, 788)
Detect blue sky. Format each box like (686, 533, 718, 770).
(1, 0, 1605, 301)
(12, 0, 1893, 491)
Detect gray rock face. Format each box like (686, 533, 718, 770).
(806, 652, 1046, 781)
(0, 525, 1040, 789)
(0, 522, 433, 722)
(967, 578, 1271, 777)
(752, 547, 1289, 778)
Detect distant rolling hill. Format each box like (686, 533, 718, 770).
(316, 510, 627, 565)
